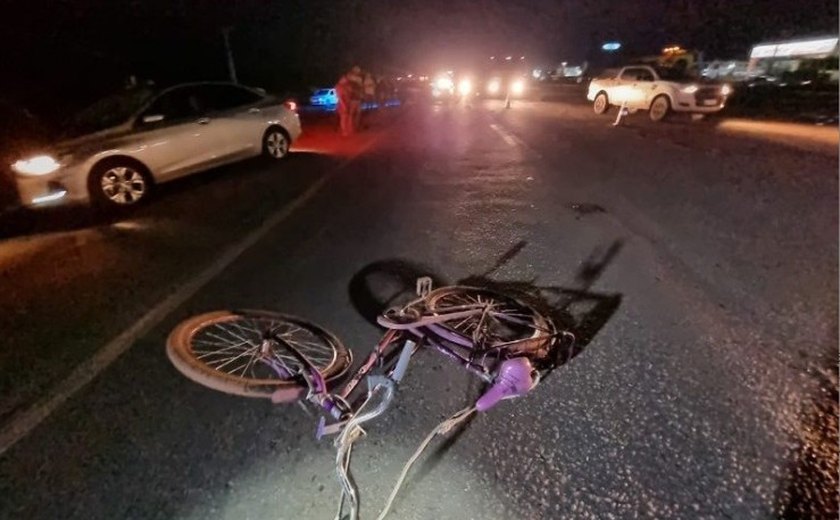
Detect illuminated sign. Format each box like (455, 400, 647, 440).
(601, 42, 621, 52)
(750, 37, 839, 58)
(750, 44, 776, 58)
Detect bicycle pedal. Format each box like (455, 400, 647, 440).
(416, 276, 433, 297)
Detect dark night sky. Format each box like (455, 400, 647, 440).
(0, 0, 837, 117)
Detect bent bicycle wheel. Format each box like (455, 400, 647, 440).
(167, 310, 352, 400)
(425, 286, 554, 357)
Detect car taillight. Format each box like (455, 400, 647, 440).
(285, 100, 298, 112)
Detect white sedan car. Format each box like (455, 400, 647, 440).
(587, 65, 731, 121)
(11, 82, 301, 209)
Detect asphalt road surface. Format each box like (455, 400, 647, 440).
(0, 95, 837, 520)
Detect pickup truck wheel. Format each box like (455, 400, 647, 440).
(593, 93, 609, 115)
(649, 95, 671, 122)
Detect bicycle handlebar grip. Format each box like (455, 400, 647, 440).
(475, 357, 534, 412)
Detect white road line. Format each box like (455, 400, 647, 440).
(489, 122, 542, 159)
(490, 123, 518, 147)
(0, 142, 379, 455)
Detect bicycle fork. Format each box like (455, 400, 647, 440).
(333, 339, 415, 520)
(333, 375, 398, 520)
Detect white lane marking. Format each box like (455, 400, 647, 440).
(489, 122, 543, 159)
(0, 141, 381, 455)
(490, 123, 518, 147)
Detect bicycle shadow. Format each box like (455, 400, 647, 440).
(346, 240, 624, 488)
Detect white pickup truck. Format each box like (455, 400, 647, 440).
(587, 65, 732, 121)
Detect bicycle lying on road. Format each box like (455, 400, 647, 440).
(166, 277, 575, 520)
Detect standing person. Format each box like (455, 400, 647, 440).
(336, 65, 363, 136)
(348, 66, 364, 133)
(360, 72, 377, 129)
(376, 76, 387, 107)
(336, 73, 353, 136)
(363, 73, 376, 106)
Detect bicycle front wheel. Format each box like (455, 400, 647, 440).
(167, 310, 351, 399)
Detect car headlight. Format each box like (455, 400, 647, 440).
(681, 84, 699, 94)
(11, 155, 63, 176)
(487, 79, 501, 94)
(510, 79, 525, 96)
(457, 78, 472, 96)
(721, 84, 732, 96)
(434, 77, 454, 91)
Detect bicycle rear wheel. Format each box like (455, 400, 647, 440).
(167, 310, 351, 400)
(425, 286, 554, 358)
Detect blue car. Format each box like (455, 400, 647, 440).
(310, 88, 338, 107)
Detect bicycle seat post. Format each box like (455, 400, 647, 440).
(416, 276, 433, 297)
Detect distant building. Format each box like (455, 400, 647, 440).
(747, 35, 839, 82)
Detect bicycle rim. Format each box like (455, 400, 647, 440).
(425, 287, 553, 353)
(167, 310, 351, 399)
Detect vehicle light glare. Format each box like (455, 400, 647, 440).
(510, 79, 525, 96)
(682, 84, 699, 94)
(12, 155, 62, 176)
(457, 78, 472, 96)
(32, 189, 68, 205)
(721, 84, 732, 96)
(434, 76, 454, 91)
(487, 79, 501, 94)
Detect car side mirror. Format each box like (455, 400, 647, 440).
(141, 114, 165, 124)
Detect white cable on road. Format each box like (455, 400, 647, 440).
(375, 405, 477, 520)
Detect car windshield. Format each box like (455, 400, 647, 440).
(62, 88, 155, 137)
(314, 89, 332, 96)
(654, 66, 698, 81)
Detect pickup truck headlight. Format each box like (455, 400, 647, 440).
(681, 85, 699, 94)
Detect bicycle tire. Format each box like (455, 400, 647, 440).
(425, 286, 554, 358)
(167, 310, 352, 400)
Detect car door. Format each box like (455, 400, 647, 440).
(132, 86, 214, 181)
(198, 84, 268, 160)
(634, 68, 661, 108)
(616, 67, 650, 109)
(613, 68, 639, 106)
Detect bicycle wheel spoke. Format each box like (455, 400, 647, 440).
(229, 319, 264, 342)
(271, 348, 302, 370)
(206, 345, 260, 371)
(206, 330, 255, 349)
(286, 338, 333, 362)
(429, 289, 548, 347)
(238, 347, 263, 377)
(214, 323, 256, 345)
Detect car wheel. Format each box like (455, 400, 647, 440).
(649, 95, 671, 122)
(593, 93, 610, 115)
(263, 127, 290, 160)
(89, 159, 152, 209)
